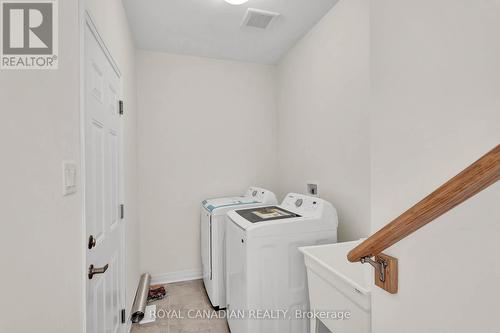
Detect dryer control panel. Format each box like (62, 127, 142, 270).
(281, 193, 323, 217)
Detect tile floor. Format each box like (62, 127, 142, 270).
(131, 279, 230, 333)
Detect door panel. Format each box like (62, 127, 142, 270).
(108, 130, 119, 230)
(85, 21, 124, 333)
(90, 120, 105, 242)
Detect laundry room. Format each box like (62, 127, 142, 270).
(136, 0, 369, 287)
(134, 1, 370, 331)
(1, 1, 499, 333)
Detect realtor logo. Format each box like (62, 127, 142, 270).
(1, 0, 58, 69)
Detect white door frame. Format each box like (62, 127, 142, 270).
(79, 6, 127, 333)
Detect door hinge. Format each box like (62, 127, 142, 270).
(119, 100, 124, 116)
(120, 204, 124, 219)
(121, 308, 126, 324)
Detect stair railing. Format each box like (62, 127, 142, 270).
(347, 145, 500, 293)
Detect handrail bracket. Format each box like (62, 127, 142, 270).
(361, 256, 388, 282)
(361, 253, 398, 294)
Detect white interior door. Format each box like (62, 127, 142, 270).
(85, 20, 124, 333)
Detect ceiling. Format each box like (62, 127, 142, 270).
(122, 0, 338, 65)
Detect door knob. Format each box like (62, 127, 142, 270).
(88, 264, 109, 279)
(88, 235, 96, 249)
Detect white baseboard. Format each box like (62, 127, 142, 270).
(150, 269, 202, 285)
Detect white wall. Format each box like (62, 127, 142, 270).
(85, 0, 141, 318)
(371, 1, 500, 332)
(0, 1, 82, 332)
(276, 0, 370, 241)
(137, 51, 278, 276)
(0, 1, 138, 331)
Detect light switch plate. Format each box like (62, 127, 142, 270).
(62, 161, 77, 196)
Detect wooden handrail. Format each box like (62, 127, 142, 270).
(348, 144, 500, 263)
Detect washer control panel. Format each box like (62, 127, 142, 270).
(245, 187, 276, 204)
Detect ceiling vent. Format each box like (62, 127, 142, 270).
(242, 8, 280, 29)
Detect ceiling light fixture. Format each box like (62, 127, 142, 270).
(225, 0, 249, 5)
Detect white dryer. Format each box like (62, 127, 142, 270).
(201, 187, 277, 310)
(226, 193, 338, 333)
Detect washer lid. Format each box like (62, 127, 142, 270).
(202, 196, 259, 213)
(235, 206, 301, 223)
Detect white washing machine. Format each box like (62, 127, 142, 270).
(226, 193, 338, 333)
(201, 187, 277, 310)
